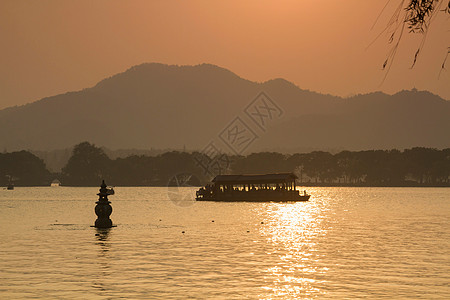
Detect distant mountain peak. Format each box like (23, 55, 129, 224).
(93, 62, 252, 91)
(393, 89, 444, 100)
(263, 78, 298, 88)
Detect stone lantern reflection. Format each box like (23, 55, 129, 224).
(94, 180, 113, 228)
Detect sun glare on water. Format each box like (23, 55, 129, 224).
(256, 190, 332, 298)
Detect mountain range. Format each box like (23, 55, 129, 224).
(1, 63, 449, 153)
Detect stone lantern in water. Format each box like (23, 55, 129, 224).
(94, 180, 113, 228)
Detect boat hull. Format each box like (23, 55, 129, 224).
(196, 194, 310, 202)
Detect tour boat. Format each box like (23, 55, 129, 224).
(196, 173, 310, 202)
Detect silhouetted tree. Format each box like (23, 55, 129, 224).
(111, 155, 158, 186)
(62, 142, 112, 186)
(335, 151, 365, 184)
(439, 148, 450, 183)
(0, 151, 50, 186)
(231, 152, 290, 175)
(287, 153, 308, 183)
(154, 151, 205, 185)
(403, 147, 439, 184)
(56, 144, 450, 187)
(302, 151, 337, 183)
(361, 150, 406, 185)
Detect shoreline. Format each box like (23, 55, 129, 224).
(4, 184, 449, 188)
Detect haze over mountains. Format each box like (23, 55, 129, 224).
(1, 63, 449, 153)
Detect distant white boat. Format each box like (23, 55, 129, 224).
(51, 179, 61, 187)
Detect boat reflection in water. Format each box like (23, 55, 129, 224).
(196, 173, 310, 202)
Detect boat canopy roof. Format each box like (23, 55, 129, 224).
(212, 173, 297, 184)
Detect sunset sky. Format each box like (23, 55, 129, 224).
(1, 0, 449, 110)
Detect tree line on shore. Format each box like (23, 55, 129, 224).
(1, 142, 449, 187)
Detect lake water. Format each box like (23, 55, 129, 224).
(0, 187, 449, 299)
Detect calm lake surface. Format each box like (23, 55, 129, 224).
(0, 187, 449, 299)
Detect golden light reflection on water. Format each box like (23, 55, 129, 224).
(258, 192, 330, 299)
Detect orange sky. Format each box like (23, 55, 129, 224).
(0, 0, 449, 109)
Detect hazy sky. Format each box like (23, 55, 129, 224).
(1, 0, 449, 110)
